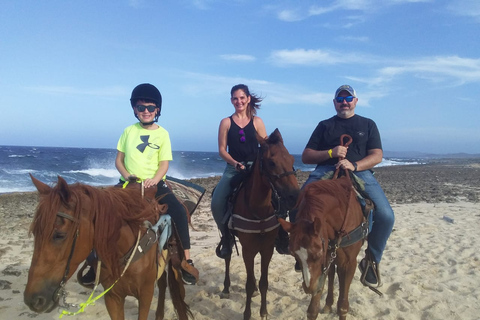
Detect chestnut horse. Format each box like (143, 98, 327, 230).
(221, 128, 300, 320)
(24, 175, 192, 320)
(279, 172, 368, 320)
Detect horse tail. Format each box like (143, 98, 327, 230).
(168, 260, 192, 320)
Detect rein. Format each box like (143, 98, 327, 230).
(315, 134, 367, 293)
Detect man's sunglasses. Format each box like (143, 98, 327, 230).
(135, 105, 156, 112)
(335, 96, 354, 103)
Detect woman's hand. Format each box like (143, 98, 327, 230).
(235, 162, 245, 171)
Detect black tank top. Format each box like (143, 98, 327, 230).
(227, 116, 258, 162)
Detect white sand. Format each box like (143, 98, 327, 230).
(1, 195, 480, 319)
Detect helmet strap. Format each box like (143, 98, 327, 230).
(140, 121, 155, 127)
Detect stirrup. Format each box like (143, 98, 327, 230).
(215, 234, 233, 259)
(359, 257, 382, 288)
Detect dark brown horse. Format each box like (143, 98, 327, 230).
(24, 175, 193, 320)
(279, 172, 368, 320)
(222, 128, 300, 320)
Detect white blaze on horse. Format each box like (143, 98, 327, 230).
(280, 171, 370, 320)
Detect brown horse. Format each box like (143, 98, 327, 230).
(222, 128, 300, 320)
(279, 172, 368, 320)
(24, 175, 193, 320)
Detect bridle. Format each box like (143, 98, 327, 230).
(257, 145, 297, 215)
(53, 212, 80, 310)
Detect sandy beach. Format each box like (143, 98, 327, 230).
(1, 159, 480, 320)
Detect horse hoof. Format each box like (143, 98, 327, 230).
(322, 305, 332, 314)
(220, 292, 230, 299)
(252, 290, 259, 298)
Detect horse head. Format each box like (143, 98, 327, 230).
(279, 178, 358, 295)
(280, 214, 329, 296)
(258, 128, 300, 211)
(24, 175, 95, 313)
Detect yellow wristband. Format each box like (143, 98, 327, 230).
(328, 149, 333, 158)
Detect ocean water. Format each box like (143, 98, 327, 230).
(0, 145, 420, 194)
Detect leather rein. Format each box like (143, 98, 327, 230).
(316, 134, 370, 291)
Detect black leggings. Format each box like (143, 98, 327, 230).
(155, 181, 190, 249)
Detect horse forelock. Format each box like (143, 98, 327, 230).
(31, 182, 80, 241)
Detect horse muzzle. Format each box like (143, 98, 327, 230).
(24, 281, 60, 313)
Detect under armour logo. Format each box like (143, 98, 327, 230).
(136, 135, 160, 153)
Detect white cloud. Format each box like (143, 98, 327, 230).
(219, 54, 256, 62)
(446, 0, 480, 20)
(269, 48, 372, 66)
(379, 56, 480, 85)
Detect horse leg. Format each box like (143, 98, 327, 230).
(155, 272, 167, 320)
(137, 281, 155, 320)
(258, 246, 274, 319)
(242, 250, 257, 320)
(221, 255, 232, 299)
(307, 291, 322, 320)
(323, 264, 336, 314)
(336, 258, 357, 320)
(104, 293, 126, 320)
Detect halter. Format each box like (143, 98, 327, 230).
(258, 146, 297, 215)
(52, 212, 80, 310)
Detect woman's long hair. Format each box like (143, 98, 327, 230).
(231, 84, 263, 119)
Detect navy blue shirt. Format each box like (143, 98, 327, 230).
(227, 116, 259, 162)
(305, 115, 382, 165)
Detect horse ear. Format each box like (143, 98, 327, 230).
(273, 128, 283, 143)
(278, 218, 292, 232)
(56, 176, 71, 203)
(30, 173, 51, 195)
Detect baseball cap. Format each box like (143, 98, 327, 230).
(334, 85, 357, 98)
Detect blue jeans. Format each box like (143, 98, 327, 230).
(156, 181, 190, 250)
(295, 165, 395, 264)
(211, 164, 242, 231)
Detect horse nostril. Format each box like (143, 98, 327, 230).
(27, 295, 44, 312)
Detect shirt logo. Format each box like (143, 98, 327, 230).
(136, 135, 160, 152)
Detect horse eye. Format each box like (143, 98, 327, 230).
(53, 231, 67, 242)
(268, 160, 276, 168)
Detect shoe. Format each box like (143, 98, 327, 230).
(216, 234, 234, 259)
(294, 260, 301, 273)
(80, 267, 96, 287)
(181, 259, 197, 285)
(359, 257, 382, 288)
(275, 229, 290, 255)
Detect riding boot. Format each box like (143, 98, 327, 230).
(77, 250, 97, 289)
(359, 249, 382, 288)
(216, 224, 234, 259)
(275, 227, 290, 255)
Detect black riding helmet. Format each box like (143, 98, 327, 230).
(130, 83, 162, 123)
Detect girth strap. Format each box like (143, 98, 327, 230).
(230, 214, 279, 234)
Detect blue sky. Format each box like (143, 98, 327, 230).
(1, 0, 479, 155)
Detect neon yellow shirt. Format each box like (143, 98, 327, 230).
(117, 122, 172, 181)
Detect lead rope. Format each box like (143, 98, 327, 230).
(59, 229, 142, 318)
(59, 177, 146, 318)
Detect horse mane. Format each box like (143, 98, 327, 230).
(296, 177, 353, 221)
(31, 182, 159, 277)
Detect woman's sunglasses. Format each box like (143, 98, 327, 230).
(239, 129, 246, 143)
(135, 105, 156, 112)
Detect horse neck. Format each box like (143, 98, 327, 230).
(240, 158, 273, 213)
